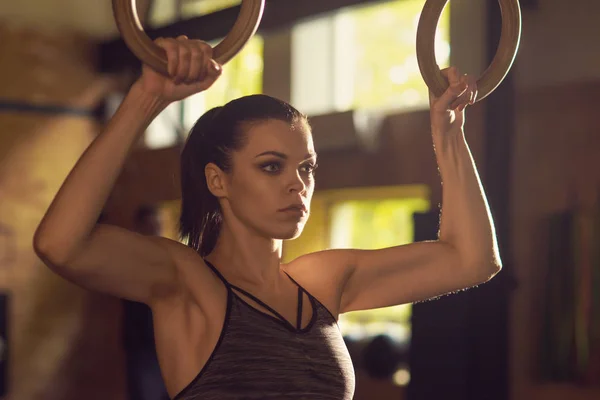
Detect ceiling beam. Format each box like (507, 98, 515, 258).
(98, 0, 384, 73)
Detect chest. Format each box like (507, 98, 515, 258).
(229, 283, 315, 331)
(186, 300, 356, 400)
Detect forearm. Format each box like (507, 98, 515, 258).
(34, 83, 169, 262)
(433, 128, 501, 274)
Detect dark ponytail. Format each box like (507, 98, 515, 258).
(178, 94, 307, 257)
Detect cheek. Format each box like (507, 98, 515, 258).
(231, 172, 277, 207)
(304, 179, 315, 207)
(305, 177, 315, 194)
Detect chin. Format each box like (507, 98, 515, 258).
(271, 222, 306, 240)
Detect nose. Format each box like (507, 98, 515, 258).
(287, 169, 307, 195)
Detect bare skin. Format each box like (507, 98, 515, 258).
(33, 36, 501, 398)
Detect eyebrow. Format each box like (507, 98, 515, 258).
(254, 151, 317, 160)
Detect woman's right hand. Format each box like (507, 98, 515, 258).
(135, 36, 223, 103)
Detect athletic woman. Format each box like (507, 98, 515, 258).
(34, 36, 500, 399)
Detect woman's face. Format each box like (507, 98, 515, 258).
(221, 119, 317, 240)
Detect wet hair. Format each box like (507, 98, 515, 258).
(179, 94, 308, 257)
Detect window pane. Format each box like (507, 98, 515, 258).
(291, 18, 336, 115)
(292, 0, 450, 115)
(342, 0, 450, 111)
(182, 0, 241, 17)
(330, 198, 429, 250)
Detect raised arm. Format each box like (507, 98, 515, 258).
(33, 36, 222, 304)
(292, 67, 501, 315)
(339, 67, 501, 311)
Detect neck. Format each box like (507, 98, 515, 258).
(206, 221, 283, 291)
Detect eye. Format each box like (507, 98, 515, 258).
(260, 161, 282, 174)
(300, 163, 318, 175)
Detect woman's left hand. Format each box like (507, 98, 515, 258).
(429, 66, 477, 135)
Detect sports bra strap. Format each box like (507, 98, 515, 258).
(297, 286, 303, 330)
(204, 260, 307, 330)
(204, 260, 231, 287)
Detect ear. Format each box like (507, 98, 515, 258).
(205, 163, 229, 198)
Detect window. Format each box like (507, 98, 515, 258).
(145, 35, 264, 149)
(292, 0, 450, 115)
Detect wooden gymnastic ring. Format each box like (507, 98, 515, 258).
(112, 0, 265, 75)
(416, 0, 522, 102)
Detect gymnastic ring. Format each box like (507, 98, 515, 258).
(416, 0, 522, 102)
(112, 0, 265, 75)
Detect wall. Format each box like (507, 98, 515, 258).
(516, 0, 600, 90)
(0, 24, 126, 399)
(0, 0, 152, 40)
(510, 80, 600, 400)
(510, 1, 600, 398)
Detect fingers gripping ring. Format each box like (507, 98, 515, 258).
(416, 0, 522, 102)
(112, 0, 265, 75)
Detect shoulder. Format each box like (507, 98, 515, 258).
(283, 249, 356, 318)
(284, 248, 356, 283)
(153, 237, 209, 276)
(155, 236, 201, 265)
(152, 237, 224, 310)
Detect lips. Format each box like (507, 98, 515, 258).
(279, 203, 307, 213)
